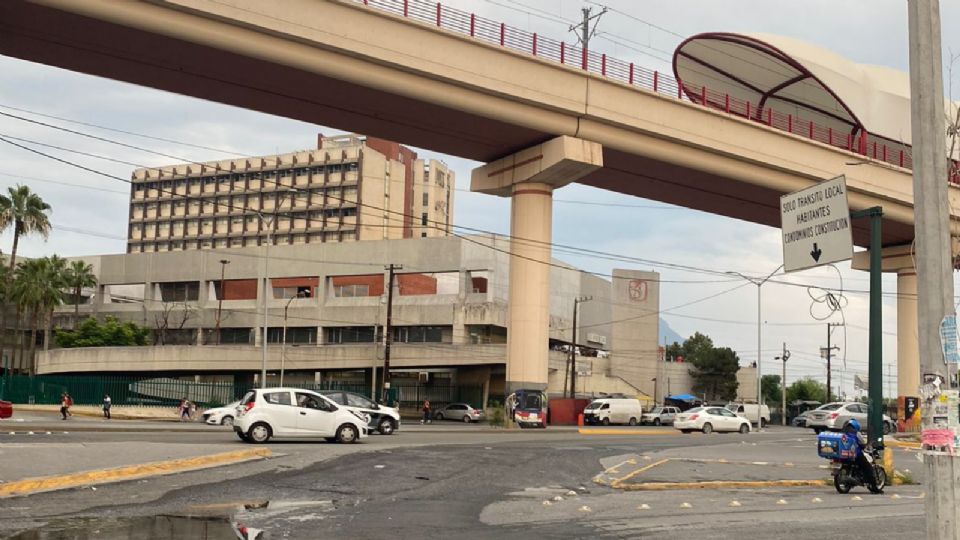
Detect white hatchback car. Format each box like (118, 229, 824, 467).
(674, 406, 752, 434)
(234, 388, 369, 444)
(202, 400, 241, 426)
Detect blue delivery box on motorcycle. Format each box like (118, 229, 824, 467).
(817, 432, 858, 461)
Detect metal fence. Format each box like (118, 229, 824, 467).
(0, 374, 483, 409)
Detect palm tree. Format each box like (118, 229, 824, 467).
(0, 185, 53, 273)
(0, 186, 51, 372)
(12, 257, 64, 374)
(64, 260, 97, 327)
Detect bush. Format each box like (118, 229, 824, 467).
(487, 400, 506, 428)
(56, 316, 151, 348)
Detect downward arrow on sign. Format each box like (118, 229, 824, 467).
(810, 243, 822, 262)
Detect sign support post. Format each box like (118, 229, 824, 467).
(850, 206, 884, 447)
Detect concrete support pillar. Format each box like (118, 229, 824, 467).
(471, 136, 602, 396)
(897, 270, 922, 431)
(506, 181, 554, 392)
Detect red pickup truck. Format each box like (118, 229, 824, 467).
(0, 400, 12, 419)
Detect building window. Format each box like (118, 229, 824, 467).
(422, 192, 428, 206)
(158, 281, 200, 302)
(205, 327, 253, 345)
(333, 284, 369, 298)
(392, 326, 446, 343)
(421, 232, 427, 238)
(267, 327, 317, 344)
(324, 326, 380, 344)
(421, 213, 428, 226)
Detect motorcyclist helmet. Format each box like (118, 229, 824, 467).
(845, 419, 861, 433)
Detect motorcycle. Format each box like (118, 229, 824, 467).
(817, 430, 886, 494)
(831, 444, 886, 494)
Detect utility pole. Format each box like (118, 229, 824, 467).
(775, 343, 791, 426)
(569, 6, 607, 69)
(568, 296, 592, 399)
(215, 259, 230, 345)
(822, 323, 842, 403)
(908, 1, 959, 536)
(381, 264, 402, 403)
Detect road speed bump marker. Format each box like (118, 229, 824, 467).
(729, 501, 741, 507)
(680, 502, 692, 509)
(776, 499, 787, 505)
(578, 506, 592, 513)
(542, 500, 552, 506)
(566, 490, 577, 496)
(0, 448, 271, 498)
(552, 495, 563, 502)
(851, 496, 862, 501)
(811, 497, 823, 503)
(638, 504, 650, 510)
(890, 494, 901, 499)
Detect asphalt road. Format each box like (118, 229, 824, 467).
(0, 426, 924, 539)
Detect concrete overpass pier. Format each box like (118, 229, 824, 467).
(472, 136, 602, 394)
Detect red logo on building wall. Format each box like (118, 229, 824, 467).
(627, 280, 648, 302)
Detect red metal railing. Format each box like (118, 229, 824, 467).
(356, 0, 960, 185)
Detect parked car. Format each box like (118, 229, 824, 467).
(674, 406, 751, 434)
(433, 403, 484, 423)
(234, 388, 368, 444)
(640, 406, 679, 426)
(725, 403, 771, 427)
(0, 400, 11, 419)
(791, 409, 814, 428)
(583, 398, 643, 426)
(202, 400, 241, 426)
(805, 402, 895, 435)
(318, 390, 401, 435)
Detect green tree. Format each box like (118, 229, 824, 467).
(786, 377, 827, 404)
(12, 257, 65, 373)
(63, 260, 97, 327)
(675, 332, 740, 401)
(0, 185, 52, 369)
(761, 374, 782, 405)
(56, 316, 150, 348)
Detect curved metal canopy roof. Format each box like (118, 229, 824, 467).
(673, 32, 955, 152)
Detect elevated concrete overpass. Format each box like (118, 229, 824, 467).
(1, 0, 954, 395)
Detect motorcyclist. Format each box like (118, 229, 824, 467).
(843, 419, 878, 489)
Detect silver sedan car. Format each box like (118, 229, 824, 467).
(433, 403, 484, 423)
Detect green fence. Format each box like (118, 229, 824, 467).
(0, 374, 483, 409)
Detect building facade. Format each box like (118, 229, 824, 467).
(126, 134, 455, 253)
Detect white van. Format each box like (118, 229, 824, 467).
(583, 398, 643, 426)
(726, 403, 771, 427)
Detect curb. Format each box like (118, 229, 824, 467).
(611, 479, 829, 491)
(0, 447, 271, 498)
(578, 428, 679, 436)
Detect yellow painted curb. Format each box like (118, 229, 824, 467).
(887, 440, 921, 449)
(610, 459, 671, 486)
(612, 479, 829, 491)
(0, 448, 271, 498)
(578, 428, 679, 436)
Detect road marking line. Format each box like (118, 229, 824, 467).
(609, 459, 671, 487)
(578, 428, 678, 436)
(603, 458, 638, 474)
(0, 448, 271, 498)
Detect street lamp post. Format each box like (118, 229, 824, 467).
(726, 265, 783, 429)
(280, 291, 305, 387)
(775, 343, 790, 426)
(258, 188, 296, 388)
(215, 259, 230, 345)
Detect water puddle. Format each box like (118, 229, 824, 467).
(6, 515, 246, 540)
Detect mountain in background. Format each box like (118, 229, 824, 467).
(659, 318, 685, 346)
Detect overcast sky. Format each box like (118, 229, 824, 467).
(1, 0, 958, 397)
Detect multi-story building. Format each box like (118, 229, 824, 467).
(126, 134, 455, 253)
(39, 235, 758, 403)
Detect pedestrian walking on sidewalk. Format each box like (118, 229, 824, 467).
(421, 399, 431, 424)
(65, 393, 73, 417)
(60, 393, 69, 420)
(102, 394, 112, 420)
(179, 397, 192, 421)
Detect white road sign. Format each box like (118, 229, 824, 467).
(780, 175, 853, 273)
